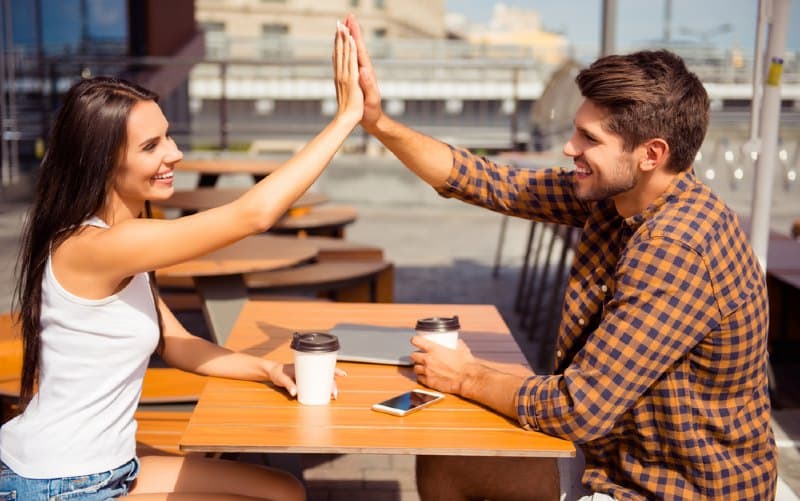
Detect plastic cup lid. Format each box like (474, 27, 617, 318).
(291, 332, 340, 352)
(415, 316, 460, 332)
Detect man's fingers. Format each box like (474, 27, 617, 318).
(344, 15, 373, 70)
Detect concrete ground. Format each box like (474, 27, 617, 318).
(0, 152, 798, 499)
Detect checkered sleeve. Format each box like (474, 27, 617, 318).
(516, 235, 720, 442)
(435, 145, 592, 226)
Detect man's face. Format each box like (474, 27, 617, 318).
(562, 99, 641, 202)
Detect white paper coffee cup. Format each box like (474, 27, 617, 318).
(291, 332, 339, 405)
(415, 316, 460, 350)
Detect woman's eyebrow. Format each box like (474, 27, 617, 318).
(137, 135, 160, 148)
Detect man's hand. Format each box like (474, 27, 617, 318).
(410, 336, 477, 395)
(344, 14, 383, 132)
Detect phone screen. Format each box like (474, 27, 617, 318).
(379, 390, 440, 411)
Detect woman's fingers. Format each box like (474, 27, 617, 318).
(335, 23, 344, 83)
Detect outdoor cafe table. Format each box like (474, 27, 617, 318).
(154, 188, 328, 215)
(155, 236, 318, 345)
(179, 300, 575, 458)
(176, 157, 283, 187)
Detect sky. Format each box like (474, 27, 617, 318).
(446, 0, 800, 51)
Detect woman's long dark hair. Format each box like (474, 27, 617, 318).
(14, 76, 160, 409)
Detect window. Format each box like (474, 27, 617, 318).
(200, 21, 227, 58)
(261, 23, 290, 58)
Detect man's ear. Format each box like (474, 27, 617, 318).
(639, 138, 669, 172)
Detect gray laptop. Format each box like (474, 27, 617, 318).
(330, 323, 414, 366)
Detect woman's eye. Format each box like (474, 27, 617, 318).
(143, 142, 157, 152)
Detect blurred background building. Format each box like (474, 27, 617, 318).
(1, 0, 799, 209)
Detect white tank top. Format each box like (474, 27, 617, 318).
(0, 217, 160, 478)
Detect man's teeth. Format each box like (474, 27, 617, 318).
(575, 166, 591, 175)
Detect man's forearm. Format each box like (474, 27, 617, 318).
(368, 114, 454, 188)
(460, 362, 527, 420)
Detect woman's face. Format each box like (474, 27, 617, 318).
(112, 100, 182, 207)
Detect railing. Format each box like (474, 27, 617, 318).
(2, 40, 800, 181)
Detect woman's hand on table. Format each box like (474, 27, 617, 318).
(269, 362, 348, 400)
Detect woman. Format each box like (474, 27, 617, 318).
(0, 23, 361, 500)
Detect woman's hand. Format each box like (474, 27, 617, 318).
(344, 15, 383, 133)
(333, 20, 364, 124)
(268, 361, 348, 400)
(265, 360, 298, 397)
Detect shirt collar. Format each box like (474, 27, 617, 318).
(621, 170, 698, 230)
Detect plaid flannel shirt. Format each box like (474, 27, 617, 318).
(437, 146, 777, 500)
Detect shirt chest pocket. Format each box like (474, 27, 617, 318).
(575, 267, 614, 328)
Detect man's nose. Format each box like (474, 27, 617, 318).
(563, 136, 578, 158)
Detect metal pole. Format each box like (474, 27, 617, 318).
(749, 0, 790, 270)
(510, 67, 519, 150)
(219, 61, 228, 150)
(663, 0, 672, 43)
(0, 0, 7, 189)
(4, 0, 18, 184)
(749, 0, 768, 142)
(601, 0, 617, 57)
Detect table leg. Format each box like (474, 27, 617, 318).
(193, 274, 248, 346)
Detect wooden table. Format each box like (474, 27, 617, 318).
(154, 188, 328, 216)
(176, 157, 283, 187)
(270, 205, 358, 238)
(157, 187, 328, 216)
(156, 236, 318, 344)
(179, 300, 575, 458)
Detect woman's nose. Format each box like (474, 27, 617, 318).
(166, 146, 183, 164)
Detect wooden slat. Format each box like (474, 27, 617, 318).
(181, 425, 573, 457)
(141, 368, 207, 404)
(135, 410, 193, 456)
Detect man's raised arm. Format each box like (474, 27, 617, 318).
(344, 14, 454, 188)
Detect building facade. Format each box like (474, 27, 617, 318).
(196, 0, 446, 59)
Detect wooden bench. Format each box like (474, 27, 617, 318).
(134, 410, 196, 456)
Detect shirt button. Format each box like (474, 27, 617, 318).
(556, 350, 563, 358)
(600, 284, 608, 292)
(578, 318, 585, 326)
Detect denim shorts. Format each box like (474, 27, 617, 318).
(0, 457, 139, 500)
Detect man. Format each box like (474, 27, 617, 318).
(344, 15, 777, 501)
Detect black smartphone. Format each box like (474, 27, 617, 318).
(371, 389, 445, 416)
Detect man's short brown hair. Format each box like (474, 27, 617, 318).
(576, 50, 709, 173)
